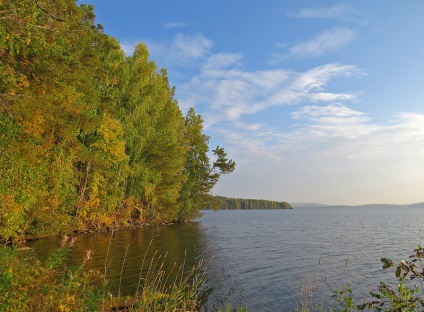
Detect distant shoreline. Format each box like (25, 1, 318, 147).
(291, 202, 424, 208)
(206, 196, 293, 210)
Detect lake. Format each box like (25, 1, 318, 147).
(30, 207, 424, 311)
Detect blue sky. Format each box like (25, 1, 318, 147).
(82, 1, 424, 205)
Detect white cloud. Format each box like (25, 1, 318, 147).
(176, 48, 423, 204)
(120, 40, 138, 55)
(283, 108, 424, 166)
(164, 22, 190, 29)
(178, 62, 363, 124)
(120, 33, 212, 59)
(213, 106, 424, 205)
(172, 33, 213, 59)
(146, 34, 213, 67)
(290, 4, 354, 19)
(296, 104, 362, 119)
(308, 92, 355, 102)
(143, 33, 423, 205)
(290, 63, 363, 92)
(289, 4, 369, 26)
(203, 53, 242, 71)
(287, 104, 374, 142)
(273, 28, 357, 61)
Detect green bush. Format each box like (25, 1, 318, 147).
(358, 246, 424, 311)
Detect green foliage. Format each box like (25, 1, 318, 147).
(210, 196, 293, 210)
(0, 243, 207, 311)
(177, 108, 211, 221)
(0, 0, 125, 239)
(121, 44, 188, 222)
(358, 246, 424, 311)
(301, 246, 424, 312)
(332, 286, 354, 312)
(128, 256, 206, 311)
(178, 142, 236, 220)
(0, 243, 107, 311)
(0, 0, 235, 240)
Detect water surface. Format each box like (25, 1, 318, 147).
(30, 207, 424, 311)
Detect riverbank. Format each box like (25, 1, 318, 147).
(1, 217, 178, 246)
(0, 241, 207, 311)
(4, 208, 424, 311)
(1, 227, 249, 312)
(3, 233, 424, 311)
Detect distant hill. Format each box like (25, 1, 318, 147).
(208, 196, 293, 210)
(406, 202, 424, 208)
(290, 202, 330, 208)
(291, 202, 424, 209)
(332, 204, 407, 209)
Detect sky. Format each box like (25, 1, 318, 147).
(81, 0, 424, 205)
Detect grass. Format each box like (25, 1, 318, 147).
(0, 234, 249, 311)
(0, 236, 207, 311)
(12, 237, 424, 311)
(297, 246, 424, 312)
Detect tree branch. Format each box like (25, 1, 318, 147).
(35, 0, 66, 22)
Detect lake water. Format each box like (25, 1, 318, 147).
(30, 207, 424, 311)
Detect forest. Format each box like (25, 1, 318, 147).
(208, 196, 292, 210)
(0, 0, 235, 243)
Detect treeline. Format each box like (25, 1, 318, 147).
(208, 196, 292, 210)
(0, 0, 235, 242)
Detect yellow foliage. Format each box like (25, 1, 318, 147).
(93, 112, 127, 163)
(21, 110, 45, 138)
(0, 194, 25, 239)
(120, 196, 144, 221)
(4, 70, 30, 93)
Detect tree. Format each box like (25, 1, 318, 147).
(0, 0, 236, 240)
(177, 109, 236, 221)
(121, 44, 187, 222)
(0, 0, 129, 238)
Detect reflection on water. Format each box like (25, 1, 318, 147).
(30, 222, 208, 297)
(29, 207, 424, 311)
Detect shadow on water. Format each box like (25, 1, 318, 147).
(28, 221, 235, 310)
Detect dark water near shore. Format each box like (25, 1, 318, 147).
(30, 207, 424, 311)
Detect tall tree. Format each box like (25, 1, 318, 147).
(122, 44, 187, 222)
(0, 0, 235, 241)
(0, 0, 128, 238)
(177, 108, 236, 221)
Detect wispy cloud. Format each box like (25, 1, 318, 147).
(289, 4, 369, 26)
(164, 22, 191, 29)
(280, 106, 424, 165)
(143, 33, 424, 205)
(291, 104, 368, 123)
(290, 4, 354, 19)
(272, 28, 357, 61)
(212, 106, 424, 204)
(146, 33, 213, 67)
(215, 105, 424, 161)
(120, 40, 138, 56)
(290, 63, 363, 92)
(178, 60, 363, 123)
(175, 46, 424, 204)
(172, 33, 212, 58)
(203, 53, 243, 71)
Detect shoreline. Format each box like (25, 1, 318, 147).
(1, 219, 179, 246)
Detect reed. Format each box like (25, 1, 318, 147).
(0, 238, 208, 311)
(136, 239, 153, 295)
(104, 230, 114, 276)
(118, 244, 130, 299)
(297, 256, 352, 312)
